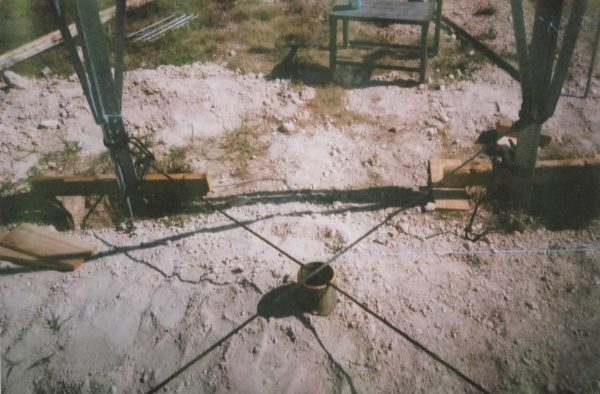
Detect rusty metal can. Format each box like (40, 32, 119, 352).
(297, 262, 337, 316)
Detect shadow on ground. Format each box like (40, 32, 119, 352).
(0, 186, 426, 231)
(267, 45, 422, 88)
(257, 284, 359, 394)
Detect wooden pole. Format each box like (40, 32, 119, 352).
(0, 0, 151, 71)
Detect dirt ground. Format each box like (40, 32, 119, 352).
(1, 1, 600, 393)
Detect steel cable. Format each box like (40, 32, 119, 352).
(143, 153, 492, 392)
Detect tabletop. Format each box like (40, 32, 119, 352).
(330, 0, 435, 24)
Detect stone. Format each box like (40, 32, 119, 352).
(423, 202, 436, 212)
(525, 301, 538, 310)
(38, 119, 60, 130)
(2, 70, 31, 89)
(278, 121, 296, 134)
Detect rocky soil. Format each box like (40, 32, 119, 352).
(1, 1, 600, 393)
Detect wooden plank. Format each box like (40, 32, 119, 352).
(0, 225, 97, 271)
(440, 156, 600, 188)
(0, 243, 81, 271)
(432, 188, 470, 211)
(0, 232, 39, 263)
(30, 172, 210, 197)
(429, 158, 459, 184)
(0, 0, 152, 71)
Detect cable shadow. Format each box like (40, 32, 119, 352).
(85, 186, 424, 260)
(205, 186, 423, 212)
(257, 284, 359, 394)
(257, 283, 358, 394)
(0, 186, 425, 271)
(0, 266, 51, 276)
(0, 186, 424, 232)
(297, 314, 359, 394)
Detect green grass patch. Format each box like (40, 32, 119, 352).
(5, 0, 334, 77)
(220, 122, 269, 179)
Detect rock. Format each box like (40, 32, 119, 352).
(38, 119, 60, 130)
(438, 113, 450, 123)
(525, 301, 538, 310)
(399, 222, 410, 234)
(42, 67, 52, 77)
(426, 127, 437, 137)
(2, 70, 31, 89)
(423, 202, 436, 212)
(231, 266, 243, 274)
(373, 235, 387, 245)
(228, 50, 236, 57)
(278, 121, 296, 134)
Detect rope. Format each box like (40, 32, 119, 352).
(147, 314, 260, 394)
(343, 244, 600, 258)
(142, 158, 491, 392)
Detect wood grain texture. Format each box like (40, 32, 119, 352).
(0, 225, 97, 270)
(30, 172, 210, 197)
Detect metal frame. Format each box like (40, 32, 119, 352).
(509, 0, 588, 205)
(51, 0, 141, 222)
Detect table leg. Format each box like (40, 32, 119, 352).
(330, 17, 338, 81)
(343, 19, 349, 48)
(433, 0, 443, 55)
(419, 22, 430, 84)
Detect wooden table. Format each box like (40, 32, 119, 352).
(329, 0, 441, 83)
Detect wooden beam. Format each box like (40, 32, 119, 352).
(0, 225, 97, 271)
(438, 156, 600, 188)
(30, 173, 210, 197)
(432, 188, 470, 211)
(0, 0, 152, 71)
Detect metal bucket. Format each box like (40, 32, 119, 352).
(296, 262, 337, 316)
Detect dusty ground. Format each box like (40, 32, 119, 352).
(1, 1, 600, 393)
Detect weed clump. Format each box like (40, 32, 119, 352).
(220, 123, 269, 178)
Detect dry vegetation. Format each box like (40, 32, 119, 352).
(0, 1, 599, 393)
